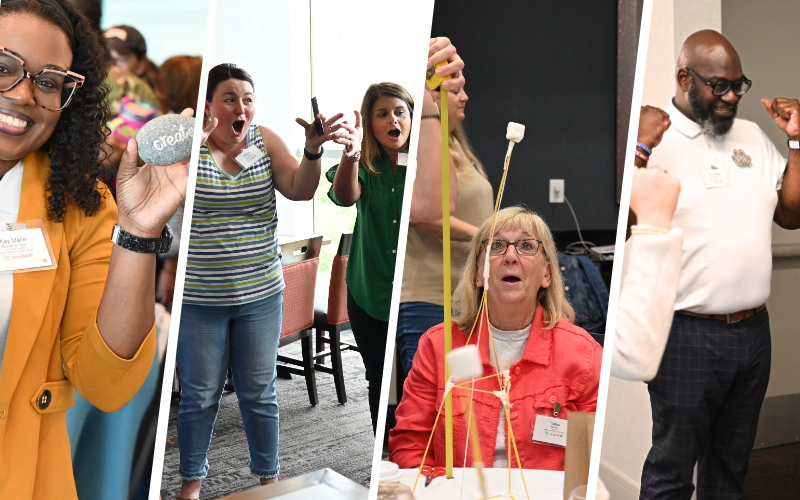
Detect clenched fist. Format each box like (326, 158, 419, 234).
(638, 105, 672, 150)
(762, 97, 800, 140)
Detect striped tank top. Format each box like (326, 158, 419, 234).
(183, 124, 284, 305)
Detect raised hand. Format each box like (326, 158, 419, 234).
(428, 37, 464, 92)
(115, 109, 196, 237)
(630, 167, 681, 230)
(638, 105, 672, 150)
(330, 110, 362, 155)
(295, 112, 346, 152)
(762, 97, 800, 140)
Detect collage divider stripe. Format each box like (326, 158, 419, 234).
(369, 2, 437, 498)
(148, 1, 218, 497)
(585, 1, 653, 498)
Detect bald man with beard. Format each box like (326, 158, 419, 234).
(633, 30, 800, 499)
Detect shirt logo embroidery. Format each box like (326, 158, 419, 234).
(731, 149, 752, 168)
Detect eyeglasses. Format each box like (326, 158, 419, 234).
(685, 67, 751, 97)
(0, 47, 85, 112)
(481, 238, 543, 256)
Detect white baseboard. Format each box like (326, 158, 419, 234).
(598, 461, 640, 500)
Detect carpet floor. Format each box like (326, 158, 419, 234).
(160, 331, 374, 499)
(743, 442, 800, 499)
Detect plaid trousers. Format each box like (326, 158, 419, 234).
(640, 308, 771, 500)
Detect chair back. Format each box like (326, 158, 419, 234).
(280, 236, 322, 338)
(325, 232, 353, 324)
(337, 232, 353, 257)
(326, 254, 349, 324)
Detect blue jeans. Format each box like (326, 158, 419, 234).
(396, 302, 444, 375)
(176, 292, 283, 480)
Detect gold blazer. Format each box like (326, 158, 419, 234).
(0, 151, 157, 499)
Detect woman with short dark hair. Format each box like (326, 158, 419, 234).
(174, 62, 348, 500)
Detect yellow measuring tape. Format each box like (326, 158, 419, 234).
(413, 61, 529, 500)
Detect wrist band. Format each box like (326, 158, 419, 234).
(636, 142, 653, 154)
(304, 146, 324, 161)
(634, 149, 650, 162)
(343, 150, 361, 163)
(421, 114, 441, 121)
(630, 224, 668, 236)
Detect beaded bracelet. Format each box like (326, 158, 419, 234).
(634, 149, 650, 162)
(630, 224, 668, 236)
(343, 149, 361, 163)
(636, 142, 653, 154)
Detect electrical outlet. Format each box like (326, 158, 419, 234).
(550, 179, 565, 203)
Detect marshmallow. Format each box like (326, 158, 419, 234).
(493, 390, 510, 407)
(446, 345, 483, 382)
(506, 122, 525, 142)
(137, 114, 196, 166)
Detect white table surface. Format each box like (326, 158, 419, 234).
(400, 467, 564, 500)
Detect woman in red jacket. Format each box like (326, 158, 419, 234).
(389, 206, 602, 470)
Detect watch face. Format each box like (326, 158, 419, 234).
(790, 140, 800, 150)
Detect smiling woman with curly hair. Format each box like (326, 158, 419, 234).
(0, 1, 207, 498)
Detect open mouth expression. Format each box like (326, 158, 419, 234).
(371, 95, 411, 152)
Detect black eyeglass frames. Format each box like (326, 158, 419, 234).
(686, 67, 751, 97)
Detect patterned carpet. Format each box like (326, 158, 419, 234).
(160, 331, 374, 499)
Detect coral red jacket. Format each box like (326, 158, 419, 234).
(388, 305, 601, 471)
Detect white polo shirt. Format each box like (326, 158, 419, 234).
(648, 101, 786, 314)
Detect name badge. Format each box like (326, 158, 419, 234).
(532, 414, 568, 447)
(397, 152, 409, 167)
(702, 165, 731, 189)
(234, 145, 265, 169)
(0, 227, 54, 272)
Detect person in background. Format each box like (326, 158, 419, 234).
(104, 25, 159, 93)
(154, 55, 203, 309)
(397, 68, 493, 376)
(101, 26, 159, 189)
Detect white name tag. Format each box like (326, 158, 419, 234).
(532, 414, 567, 447)
(702, 165, 731, 189)
(235, 145, 265, 169)
(0, 228, 53, 272)
(397, 152, 409, 166)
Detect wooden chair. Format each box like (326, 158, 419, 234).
(277, 236, 322, 406)
(313, 233, 358, 404)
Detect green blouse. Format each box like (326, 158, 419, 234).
(326, 152, 406, 321)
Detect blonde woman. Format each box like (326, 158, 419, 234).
(389, 207, 602, 470)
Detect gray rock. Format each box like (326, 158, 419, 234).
(136, 114, 196, 166)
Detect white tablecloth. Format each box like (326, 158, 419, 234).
(400, 467, 564, 500)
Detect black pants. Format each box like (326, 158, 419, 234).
(640, 308, 771, 500)
(347, 290, 388, 435)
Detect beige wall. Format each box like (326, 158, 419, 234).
(723, 0, 800, 398)
(722, 0, 800, 397)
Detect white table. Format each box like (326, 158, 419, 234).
(400, 467, 564, 500)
